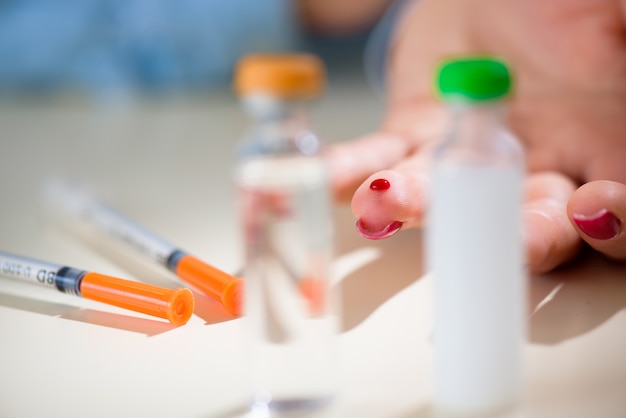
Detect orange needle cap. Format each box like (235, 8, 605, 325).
(80, 272, 194, 326)
(175, 255, 244, 316)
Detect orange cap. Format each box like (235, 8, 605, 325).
(80, 272, 194, 326)
(175, 255, 244, 317)
(233, 53, 325, 100)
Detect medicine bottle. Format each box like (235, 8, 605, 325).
(233, 53, 338, 415)
(427, 57, 527, 415)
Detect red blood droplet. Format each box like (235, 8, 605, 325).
(369, 178, 390, 191)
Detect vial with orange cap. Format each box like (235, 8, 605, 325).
(233, 53, 339, 415)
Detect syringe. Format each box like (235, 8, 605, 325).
(0, 251, 194, 326)
(43, 180, 243, 316)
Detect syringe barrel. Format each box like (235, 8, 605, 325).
(0, 251, 194, 326)
(44, 180, 177, 268)
(44, 180, 244, 316)
(0, 252, 83, 295)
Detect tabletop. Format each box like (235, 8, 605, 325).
(1, 78, 625, 418)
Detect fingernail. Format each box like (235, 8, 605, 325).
(572, 209, 621, 240)
(355, 219, 403, 240)
(370, 178, 391, 191)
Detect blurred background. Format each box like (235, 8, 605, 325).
(0, 0, 399, 99)
(0, 0, 400, 266)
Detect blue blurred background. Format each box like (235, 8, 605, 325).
(0, 0, 392, 98)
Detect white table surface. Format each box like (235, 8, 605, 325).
(1, 79, 625, 418)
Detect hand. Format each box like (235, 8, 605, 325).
(327, 0, 626, 274)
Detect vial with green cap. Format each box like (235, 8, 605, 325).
(427, 57, 527, 415)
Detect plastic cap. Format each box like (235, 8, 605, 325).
(233, 53, 325, 100)
(175, 255, 244, 317)
(80, 272, 194, 326)
(436, 57, 512, 102)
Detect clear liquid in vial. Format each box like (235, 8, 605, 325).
(238, 154, 338, 414)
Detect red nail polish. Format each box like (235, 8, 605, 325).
(573, 209, 621, 240)
(355, 218, 403, 240)
(370, 178, 390, 191)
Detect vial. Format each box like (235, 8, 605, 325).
(426, 57, 527, 415)
(233, 54, 338, 415)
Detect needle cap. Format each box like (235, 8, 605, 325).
(80, 272, 194, 326)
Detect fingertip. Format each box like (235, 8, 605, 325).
(522, 172, 581, 274)
(568, 181, 626, 260)
(355, 218, 403, 240)
(524, 208, 581, 274)
(351, 169, 428, 236)
(567, 181, 625, 220)
(571, 209, 621, 241)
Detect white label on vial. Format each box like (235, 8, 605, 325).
(428, 164, 526, 413)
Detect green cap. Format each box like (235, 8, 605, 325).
(436, 57, 512, 102)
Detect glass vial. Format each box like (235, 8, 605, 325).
(233, 54, 338, 415)
(427, 57, 527, 415)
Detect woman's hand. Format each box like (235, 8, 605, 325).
(327, 0, 626, 274)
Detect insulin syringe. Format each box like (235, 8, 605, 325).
(43, 180, 243, 316)
(0, 251, 194, 326)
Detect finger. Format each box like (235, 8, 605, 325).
(568, 180, 626, 260)
(523, 171, 582, 274)
(325, 132, 414, 202)
(350, 147, 433, 240)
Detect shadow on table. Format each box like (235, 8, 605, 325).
(332, 206, 425, 333)
(528, 248, 626, 344)
(333, 205, 626, 344)
(210, 403, 435, 418)
(0, 291, 178, 336)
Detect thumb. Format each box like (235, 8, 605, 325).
(568, 180, 626, 261)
